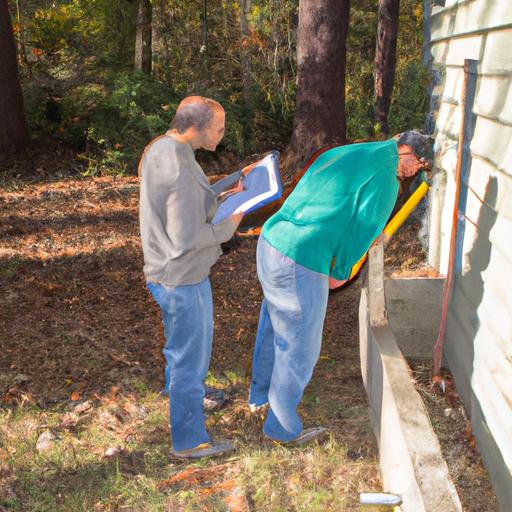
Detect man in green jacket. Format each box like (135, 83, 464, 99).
(249, 131, 433, 444)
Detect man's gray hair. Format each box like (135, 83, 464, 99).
(397, 130, 434, 165)
(170, 97, 223, 134)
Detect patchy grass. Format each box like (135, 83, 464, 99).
(0, 391, 387, 511)
(0, 173, 496, 511)
(0, 175, 387, 511)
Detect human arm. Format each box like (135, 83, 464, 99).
(165, 181, 243, 252)
(157, 145, 245, 252)
(217, 179, 245, 202)
(328, 277, 348, 290)
(210, 170, 243, 197)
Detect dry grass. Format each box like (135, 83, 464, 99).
(409, 361, 499, 512)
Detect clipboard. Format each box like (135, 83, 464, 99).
(212, 151, 282, 224)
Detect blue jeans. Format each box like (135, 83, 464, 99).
(249, 237, 329, 442)
(148, 278, 213, 451)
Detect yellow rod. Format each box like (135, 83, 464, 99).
(348, 181, 430, 280)
(383, 181, 430, 238)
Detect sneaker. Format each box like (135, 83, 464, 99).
(171, 440, 235, 460)
(203, 386, 228, 411)
(272, 427, 329, 447)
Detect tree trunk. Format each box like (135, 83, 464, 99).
(134, 0, 152, 74)
(238, 0, 254, 151)
(374, 0, 400, 135)
(0, 0, 28, 153)
(202, 0, 208, 52)
(151, 0, 171, 85)
(284, 0, 349, 183)
(239, 0, 252, 106)
(14, 0, 29, 71)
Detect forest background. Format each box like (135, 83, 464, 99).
(7, 0, 429, 177)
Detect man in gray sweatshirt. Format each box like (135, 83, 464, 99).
(139, 96, 243, 459)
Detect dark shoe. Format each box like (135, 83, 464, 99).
(171, 440, 235, 460)
(289, 427, 329, 446)
(203, 386, 228, 411)
(270, 427, 329, 447)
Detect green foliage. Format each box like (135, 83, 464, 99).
(345, 0, 428, 140)
(29, 0, 136, 63)
(22, 71, 176, 175)
(30, 3, 79, 55)
(389, 0, 429, 134)
(16, 0, 429, 175)
(388, 60, 430, 135)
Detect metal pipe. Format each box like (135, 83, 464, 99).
(433, 59, 478, 375)
(360, 492, 402, 507)
(349, 180, 430, 280)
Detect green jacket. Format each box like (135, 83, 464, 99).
(262, 139, 399, 280)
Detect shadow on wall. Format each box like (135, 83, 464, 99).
(444, 175, 512, 507)
(446, 175, 498, 409)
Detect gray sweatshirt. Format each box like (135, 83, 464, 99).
(139, 135, 236, 286)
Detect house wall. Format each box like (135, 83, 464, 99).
(426, 0, 512, 508)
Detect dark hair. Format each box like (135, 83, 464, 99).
(397, 130, 434, 165)
(170, 98, 222, 134)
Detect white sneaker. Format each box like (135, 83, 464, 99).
(249, 402, 269, 413)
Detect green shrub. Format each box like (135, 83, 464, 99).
(388, 59, 430, 134)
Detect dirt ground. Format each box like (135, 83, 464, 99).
(0, 148, 500, 510)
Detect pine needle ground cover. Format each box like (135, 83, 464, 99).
(0, 174, 382, 511)
(0, 174, 495, 511)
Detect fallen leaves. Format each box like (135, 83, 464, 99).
(156, 464, 244, 508)
(74, 399, 93, 414)
(0, 171, 496, 510)
(104, 446, 123, 458)
(157, 464, 230, 491)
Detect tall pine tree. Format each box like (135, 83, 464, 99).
(134, 0, 152, 74)
(374, 0, 400, 134)
(0, 0, 28, 152)
(285, 0, 350, 182)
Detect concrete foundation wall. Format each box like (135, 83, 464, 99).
(359, 247, 461, 511)
(384, 277, 445, 359)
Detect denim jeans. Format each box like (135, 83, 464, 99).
(148, 278, 213, 451)
(249, 237, 329, 442)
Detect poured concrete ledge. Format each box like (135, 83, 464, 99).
(385, 277, 445, 359)
(359, 283, 462, 512)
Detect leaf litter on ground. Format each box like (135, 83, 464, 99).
(0, 172, 498, 511)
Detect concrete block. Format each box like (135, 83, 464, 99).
(384, 278, 445, 359)
(359, 286, 462, 511)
